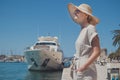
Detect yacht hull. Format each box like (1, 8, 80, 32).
(24, 49, 63, 71)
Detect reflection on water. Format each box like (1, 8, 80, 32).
(24, 71, 62, 80)
(0, 63, 62, 80)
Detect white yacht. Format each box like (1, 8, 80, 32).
(24, 36, 64, 71)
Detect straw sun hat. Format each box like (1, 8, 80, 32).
(68, 3, 99, 25)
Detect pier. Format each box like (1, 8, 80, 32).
(61, 66, 73, 80)
(61, 63, 120, 80)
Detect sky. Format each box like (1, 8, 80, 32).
(0, 0, 120, 57)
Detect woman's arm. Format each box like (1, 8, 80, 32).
(76, 35, 100, 72)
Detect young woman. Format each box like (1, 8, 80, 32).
(68, 3, 101, 80)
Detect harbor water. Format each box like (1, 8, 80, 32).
(0, 62, 62, 80)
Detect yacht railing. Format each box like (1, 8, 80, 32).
(34, 45, 50, 50)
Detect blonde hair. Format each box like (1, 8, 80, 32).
(87, 15, 99, 26)
(87, 16, 92, 24)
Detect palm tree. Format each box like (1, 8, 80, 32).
(108, 52, 115, 59)
(112, 30, 120, 48)
(110, 29, 120, 61)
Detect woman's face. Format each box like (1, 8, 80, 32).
(74, 9, 87, 25)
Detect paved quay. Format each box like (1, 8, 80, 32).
(61, 63, 120, 80)
(96, 64, 107, 80)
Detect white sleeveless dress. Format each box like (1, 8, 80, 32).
(74, 24, 98, 80)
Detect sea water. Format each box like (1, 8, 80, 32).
(0, 63, 62, 80)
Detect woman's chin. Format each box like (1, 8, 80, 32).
(73, 19, 79, 24)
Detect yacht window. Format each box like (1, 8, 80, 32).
(36, 42, 56, 46)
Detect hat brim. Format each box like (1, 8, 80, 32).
(68, 3, 99, 25)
